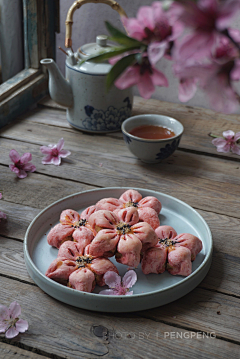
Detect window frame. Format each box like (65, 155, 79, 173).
(0, 0, 59, 128)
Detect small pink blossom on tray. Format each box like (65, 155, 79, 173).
(9, 150, 36, 178)
(210, 130, 240, 154)
(99, 270, 137, 296)
(0, 301, 28, 339)
(40, 138, 71, 165)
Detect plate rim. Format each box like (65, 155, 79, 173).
(24, 186, 213, 300)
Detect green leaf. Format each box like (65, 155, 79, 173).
(77, 45, 140, 66)
(105, 21, 145, 47)
(106, 53, 137, 91)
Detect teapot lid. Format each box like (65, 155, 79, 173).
(67, 35, 112, 75)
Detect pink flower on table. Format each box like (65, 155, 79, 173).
(47, 208, 94, 250)
(212, 130, 240, 154)
(175, 0, 240, 61)
(40, 138, 71, 165)
(9, 150, 36, 179)
(99, 270, 137, 296)
(113, 57, 168, 99)
(141, 226, 202, 276)
(96, 189, 161, 230)
(121, 2, 182, 64)
(46, 241, 118, 292)
(86, 207, 158, 267)
(0, 301, 28, 339)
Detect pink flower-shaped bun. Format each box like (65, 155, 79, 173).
(85, 229, 120, 258)
(45, 258, 76, 284)
(87, 207, 157, 267)
(80, 205, 97, 221)
(141, 245, 168, 275)
(69, 268, 95, 292)
(47, 224, 75, 249)
(167, 247, 192, 276)
(96, 189, 161, 229)
(141, 226, 202, 276)
(60, 209, 80, 225)
(155, 225, 177, 240)
(88, 210, 118, 235)
(116, 234, 142, 268)
(138, 207, 160, 230)
(46, 241, 118, 292)
(174, 233, 203, 261)
(47, 209, 94, 250)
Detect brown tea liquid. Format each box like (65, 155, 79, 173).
(130, 125, 175, 140)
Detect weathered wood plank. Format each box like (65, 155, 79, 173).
(0, 342, 48, 359)
(0, 166, 95, 209)
(37, 96, 240, 160)
(1, 136, 240, 219)
(0, 237, 34, 284)
(0, 276, 240, 359)
(142, 287, 240, 343)
(0, 201, 40, 240)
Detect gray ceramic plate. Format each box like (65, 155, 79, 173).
(24, 187, 212, 312)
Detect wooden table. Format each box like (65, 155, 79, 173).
(0, 96, 240, 359)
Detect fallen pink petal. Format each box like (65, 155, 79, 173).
(0, 301, 28, 339)
(9, 150, 36, 179)
(99, 270, 137, 295)
(211, 130, 240, 154)
(40, 138, 71, 165)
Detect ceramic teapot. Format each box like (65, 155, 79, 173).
(40, 0, 133, 133)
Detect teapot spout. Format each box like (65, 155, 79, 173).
(40, 58, 73, 108)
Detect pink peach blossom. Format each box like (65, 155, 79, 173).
(212, 130, 240, 154)
(9, 150, 36, 178)
(0, 301, 28, 339)
(174, 36, 240, 113)
(99, 270, 137, 295)
(121, 1, 182, 64)
(40, 138, 71, 165)
(114, 60, 168, 99)
(175, 0, 240, 61)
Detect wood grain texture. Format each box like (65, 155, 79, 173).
(0, 165, 94, 209)
(0, 237, 34, 284)
(0, 276, 240, 359)
(1, 135, 240, 218)
(0, 342, 48, 359)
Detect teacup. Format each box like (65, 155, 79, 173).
(121, 114, 184, 163)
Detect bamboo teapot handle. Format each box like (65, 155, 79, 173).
(65, 0, 127, 48)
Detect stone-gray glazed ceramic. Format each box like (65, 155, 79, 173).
(24, 187, 212, 312)
(121, 114, 184, 163)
